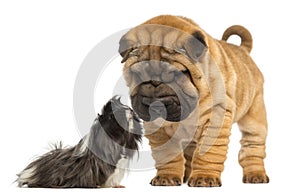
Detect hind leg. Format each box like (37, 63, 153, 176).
(237, 93, 269, 183)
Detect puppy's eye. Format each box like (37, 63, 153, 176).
(129, 48, 140, 57)
(174, 48, 187, 55)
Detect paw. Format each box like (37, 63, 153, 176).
(150, 175, 182, 186)
(112, 185, 125, 188)
(188, 175, 222, 187)
(243, 172, 269, 183)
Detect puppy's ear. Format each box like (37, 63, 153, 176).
(183, 31, 207, 62)
(119, 36, 133, 63)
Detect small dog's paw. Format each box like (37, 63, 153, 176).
(243, 172, 269, 183)
(150, 175, 182, 186)
(188, 175, 222, 187)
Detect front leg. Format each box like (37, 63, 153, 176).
(150, 154, 184, 186)
(188, 111, 232, 187)
(146, 127, 185, 186)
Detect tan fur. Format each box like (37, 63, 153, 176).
(222, 25, 253, 52)
(121, 15, 269, 186)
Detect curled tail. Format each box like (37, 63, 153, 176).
(222, 25, 253, 53)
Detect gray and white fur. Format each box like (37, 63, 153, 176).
(17, 96, 143, 188)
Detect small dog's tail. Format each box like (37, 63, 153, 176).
(222, 25, 253, 53)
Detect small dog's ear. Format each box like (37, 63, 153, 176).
(119, 36, 133, 63)
(183, 31, 207, 62)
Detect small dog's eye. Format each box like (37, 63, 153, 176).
(109, 114, 114, 120)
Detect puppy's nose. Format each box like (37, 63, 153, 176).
(150, 80, 161, 87)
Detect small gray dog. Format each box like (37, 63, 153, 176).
(17, 96, 142, 188)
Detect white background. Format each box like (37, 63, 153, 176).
(1, 0, 300, 193)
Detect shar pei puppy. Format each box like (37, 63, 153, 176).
(119, 15, 269, 187)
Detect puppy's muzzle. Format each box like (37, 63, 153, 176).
(129, 61, 198, 122)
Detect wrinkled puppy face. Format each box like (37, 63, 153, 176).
(119, 25, 207, 122)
